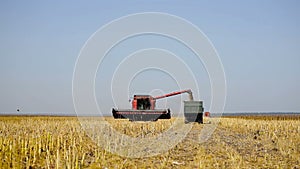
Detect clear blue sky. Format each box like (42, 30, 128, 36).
(0, 1, 299, 114)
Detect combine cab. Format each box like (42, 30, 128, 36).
(112, 89, 193, 121)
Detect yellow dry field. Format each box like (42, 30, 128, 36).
(0, 116, 299, 169)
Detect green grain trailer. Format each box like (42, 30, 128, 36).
(184, 101, 204, 123)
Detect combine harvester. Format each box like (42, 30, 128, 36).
(112, 89, 204, 123)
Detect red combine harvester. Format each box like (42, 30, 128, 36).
(112, 89, 194, 121)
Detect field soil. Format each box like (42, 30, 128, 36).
(0, 116, 299, 168)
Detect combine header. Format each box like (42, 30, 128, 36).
(112, 89, 194, 121)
